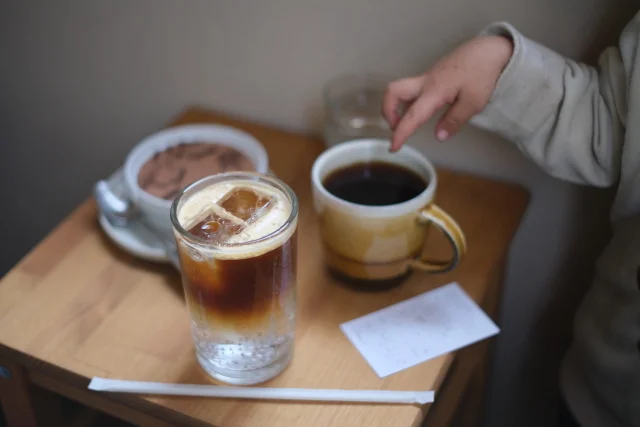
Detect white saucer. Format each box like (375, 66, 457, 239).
(98, 214, 169, 263)
(97, 168, 170, 264)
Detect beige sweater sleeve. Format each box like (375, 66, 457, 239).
(469, 22, 629, 187)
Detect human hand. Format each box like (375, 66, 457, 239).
(383, 35, 513, 151)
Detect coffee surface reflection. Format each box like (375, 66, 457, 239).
(323, 162, 427, 206)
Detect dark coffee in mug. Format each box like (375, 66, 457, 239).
(323, 162, 427, 206)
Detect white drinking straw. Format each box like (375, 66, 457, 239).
(88, 377, 434, 405)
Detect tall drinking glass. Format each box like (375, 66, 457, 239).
(170, 172, 298, 385)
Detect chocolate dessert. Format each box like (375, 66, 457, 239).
(137, 143, 256, 200)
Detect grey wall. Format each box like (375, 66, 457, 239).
(1, 1, 636, 426)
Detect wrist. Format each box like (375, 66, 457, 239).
(482, 35, 514, 71)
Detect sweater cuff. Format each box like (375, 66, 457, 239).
(470, 22, 566, 141)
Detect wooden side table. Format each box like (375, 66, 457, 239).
(0, 107, 529, 427)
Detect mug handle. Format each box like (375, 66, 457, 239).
(410, 204, 467, 273)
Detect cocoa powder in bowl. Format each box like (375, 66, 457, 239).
(137, 142, 255, 200)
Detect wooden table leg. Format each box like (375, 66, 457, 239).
(422, 267, 506, 427)
(0, 359, 40, 427)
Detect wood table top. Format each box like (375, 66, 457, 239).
(0, 107, 529, 427)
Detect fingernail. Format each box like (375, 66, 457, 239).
(436, 129, 449, 141)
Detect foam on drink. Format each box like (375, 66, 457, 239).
(176, 179, 296, 259)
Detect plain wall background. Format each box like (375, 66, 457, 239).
(1, 1, 637, 426)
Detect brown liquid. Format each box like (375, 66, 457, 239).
(138, 143, 255, 200)
(178, 229, 297, 326)
(323, 162, 427, 206)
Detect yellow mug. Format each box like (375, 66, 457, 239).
(311, 139, 467, 290)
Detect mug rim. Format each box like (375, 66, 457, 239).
(311, 139, 437, 218)
(124, 124, 269, 212)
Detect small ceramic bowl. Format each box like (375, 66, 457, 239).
(123, 124, 269, 239)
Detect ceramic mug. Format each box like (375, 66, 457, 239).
(121, 124, 269, 241)
(311, 139, 466, 289)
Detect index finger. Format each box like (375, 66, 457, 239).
(382, 77, 424, 129)
(390, 92, 446, 152)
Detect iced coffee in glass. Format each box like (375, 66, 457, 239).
(170, 172, 298, 385)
